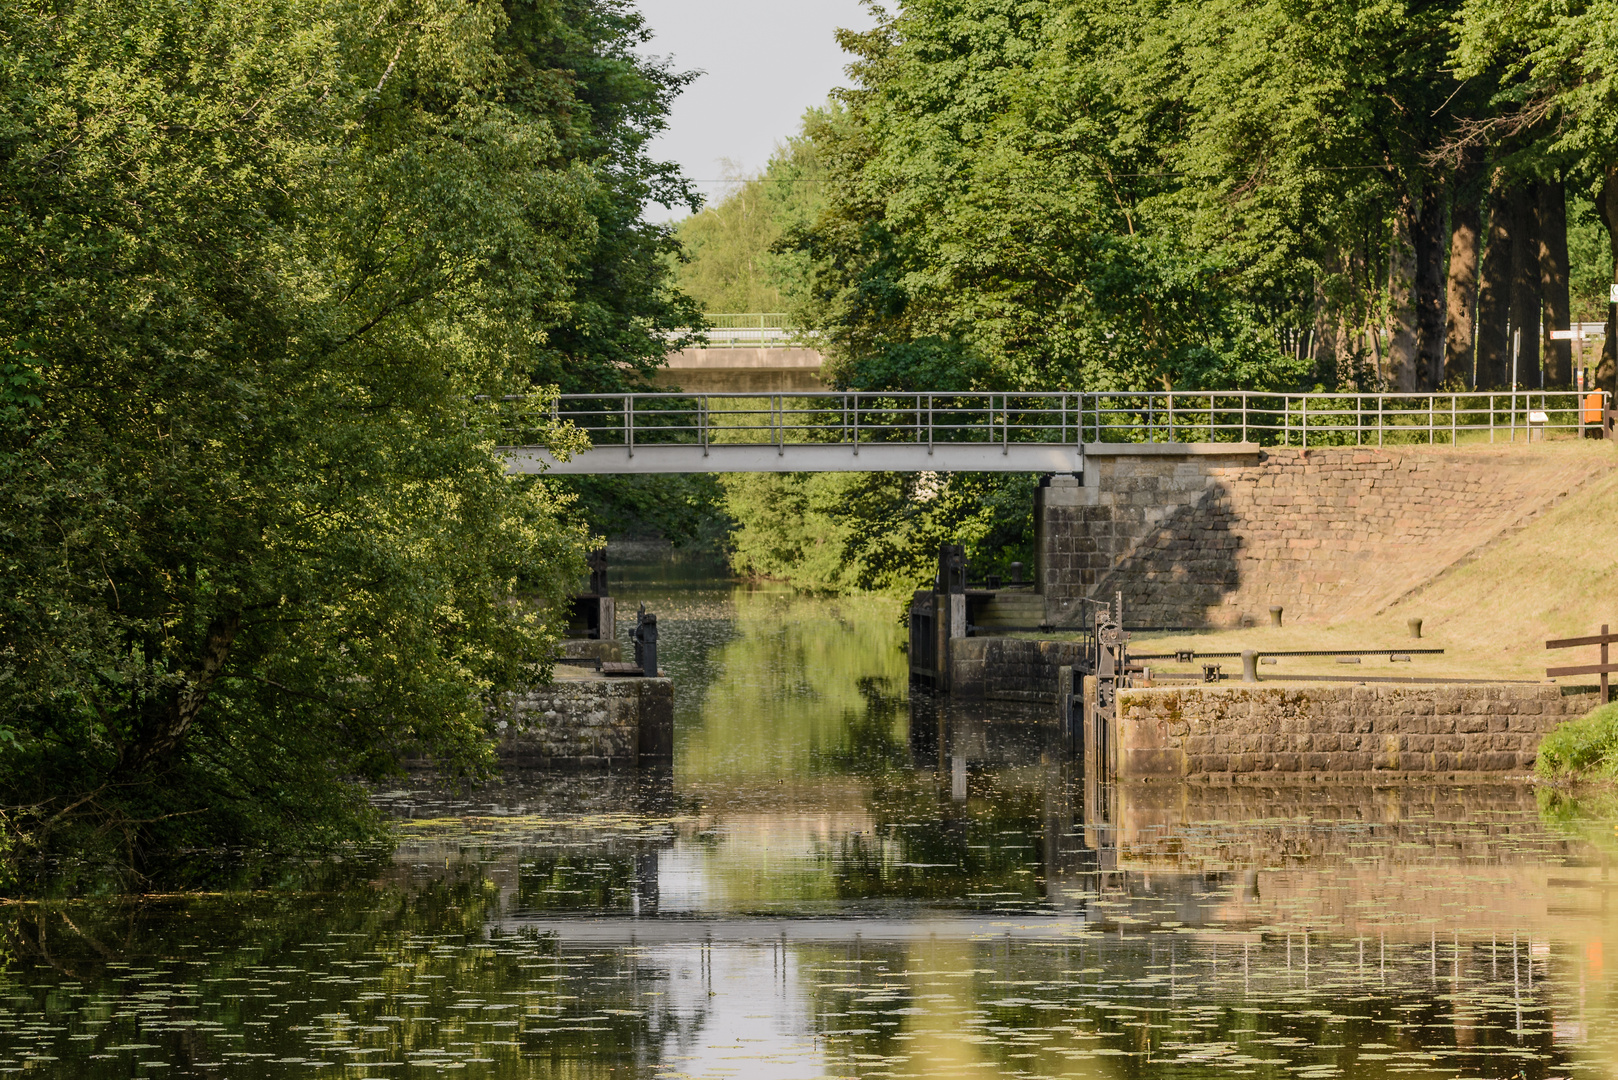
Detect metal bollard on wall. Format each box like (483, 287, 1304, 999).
(587, 547, 610, 596)
(938, 543, 967, 594)
(1269, 605, 1283, 627)
(1408, 617, 1422, 639)
(1241, 650, 1259, 683)
(633, 605, 659, 677)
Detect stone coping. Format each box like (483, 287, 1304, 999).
(1082, 441, 1262, 456)
(1126, 679, 1577, 691)
(1117, 772, 1538, 785)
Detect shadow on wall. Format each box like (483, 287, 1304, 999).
(1088, 472, 1246, 629)
(1038, 461, 1251, 630)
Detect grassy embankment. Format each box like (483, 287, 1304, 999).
(1537, 703, 1618, 777)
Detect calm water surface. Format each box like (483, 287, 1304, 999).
(4, 554, 1617, 1077)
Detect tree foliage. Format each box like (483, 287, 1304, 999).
(672, 121, 830, 314)
(684, 0, 1618, 396)
(720, 470, 1035, 594)
(501, 0, 707, 391)
(557, 473, 731, 548)
(788, 0, 1460, 394)
(0, 0, 690, 886)
(1452, 0, 1618, 378)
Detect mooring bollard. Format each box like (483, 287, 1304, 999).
(1408, 617, 1423, 639)
(1269, 605, 1283, 627)
(633, 605, 659, 676)
(1010, 561, 1024, 584)
(1241, 650, 1258, 683)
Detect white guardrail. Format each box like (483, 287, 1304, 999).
(500, 389, 1614, 453)
(685, 314, 811, 348)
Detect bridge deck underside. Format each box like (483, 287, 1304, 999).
(502, 443, 1086, 474)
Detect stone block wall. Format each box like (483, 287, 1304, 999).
(492, 676, 673, 768)
(559, 638, 623, 662)
(1037, 444, 1613, 627)
(1114, 683, 1599, 778)
(949, 637, 1089, 702)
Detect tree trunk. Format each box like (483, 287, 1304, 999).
(132, 611, 241, 769)
(1597, 165, 1618, 396)
(1312, 251, 1343, 385)
(1415, 180, 1448, 389)
(1537, 180, 1572, 387)
(1386, 193, 1420, 390)
(1310, 298, 1336, 383)
(1509, 182, 1542, 387)
(1334, 315, 1356, 389)
(1475, 179, 1515, 388)
(1444, 180, 1481, 386)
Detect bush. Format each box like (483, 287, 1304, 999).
(1536, 702, 1618, 778)
(718, 471, 1036, 595)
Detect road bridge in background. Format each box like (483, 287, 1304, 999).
(683, 313, 807, 348)
(497, 389, 1611, 474)
(653, 314, 827, 393)
(654, 347, 826, 393)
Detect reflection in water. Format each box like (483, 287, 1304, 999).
(1, 566, 1617, 1077)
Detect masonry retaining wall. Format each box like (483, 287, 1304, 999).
(948, 637, 1088, 702)
(1037, 443, 1614, 628)
(1113, 682, 1599, 778)
(492, 676, 673, 768)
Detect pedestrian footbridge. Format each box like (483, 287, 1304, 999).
(495, 390, 1606, 474)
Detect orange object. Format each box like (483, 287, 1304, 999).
(1585, 392, 1605, 423)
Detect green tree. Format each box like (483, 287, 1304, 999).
(720, 470, 1034, 595)
(559, 473, 730, 548)
(1451, 0, 1618, 387)
(501, 0, 708, 391)
(788, 0, 1482, 396)
(674, 164, 791, 313)
(0, 0, 676, 886)
(672, 119, 832, 315)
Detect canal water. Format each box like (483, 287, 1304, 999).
(3, 555, 1617, 1077)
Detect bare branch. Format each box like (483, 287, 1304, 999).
(1426, 98, 1558, 170)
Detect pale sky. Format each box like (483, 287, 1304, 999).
(637, 0, 878, 215)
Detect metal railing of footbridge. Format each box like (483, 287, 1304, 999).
(494, 389, 1613, 473)
(504, 388, 1614, 446)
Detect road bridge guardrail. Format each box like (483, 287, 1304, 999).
(496, 389, 1613, 474)
(677, 313, 814, 348)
